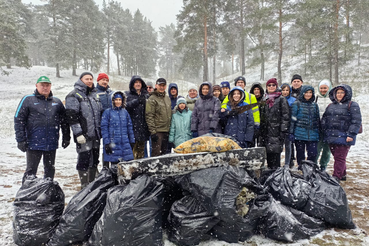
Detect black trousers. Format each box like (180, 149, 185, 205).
(77, 148, 100, 171)
(23, 149, 56, 183)
(267, 152, 281, 170)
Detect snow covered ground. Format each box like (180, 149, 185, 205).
(0, 66, 368, 245)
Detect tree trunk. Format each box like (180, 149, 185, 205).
(72, 48, 77, 76)
(107, 37, 110, 74)
(56, 63, 60, 78)
(344, 0, 350, 62)
(278, 8, 283, 84)
(334, 0, 340, 85)
(231, 54, 234, 75)
(116, 52, 121, 75)
(240, 0, 245, 75)
(203, 14, 208, 82)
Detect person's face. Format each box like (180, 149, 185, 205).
(281, 87, 290, 97)
(253, 88, 261, 97)
(113, 98, 122, 107)
(36, 82, 51, 98)
(232, 90, 241, 102)
(221, 87, 230, 96)
(267, 83, 277, 93)
(188, 89, 198, 98)
(291, 79, 303, 90)
(81, 75, 93, 88)
(134, 80, 142, 91)
(202, 85, 209, 95)
(98, 78, 109, 88)
(236, 80, 245, 89)
(213, 89, 220, 98)
(336, 89, 345, 102)
(157, 83, 166, 93)
(304, 90, 313, 100)
(147, 85, 154, 93)
(319, 85, 329, 96)
(178, 103, 186, 110)
(170, 87, 177, 96)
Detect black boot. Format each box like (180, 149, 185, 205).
(78, 170, 88, 190)
(88, 167, 97, 183)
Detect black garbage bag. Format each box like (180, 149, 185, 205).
(301, 160, 355, 229)
(89, 174, 165, 246)
(13, 176, 64, 246)
(167, 196, 220, 246)
(47, 167, 117, 246)
(264, 164, 311, 209)
(255, 194, 325, 242)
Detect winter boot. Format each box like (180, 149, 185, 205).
(88, 167, 97, 183)
(78, 170, 89, 190)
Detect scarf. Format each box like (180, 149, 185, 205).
(266, 92, 281, 108)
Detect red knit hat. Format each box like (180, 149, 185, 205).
(266, 78, 278, 87)
(97, 73, 109, 81)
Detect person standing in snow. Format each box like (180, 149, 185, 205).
(146, 78, 172, 157)
(249, 82, 265, 146)
(95, 73, 114, 112)
(290, 85, 320, 169)
(185, 85, 199, 111)
(101, 91, 135, 166)
(321, 84, 362, 182)
(315, 79, 333, 171)
(14, 76, 70, 183)
(65, 72, 102, 189)
(220, 81, 231, 99)
(259, 78, 290, 169)
(290, 74, 304, 98)
(191, 82, 221, 137)
(144, 81, 154, 158)
(125, 75, 150, 159)
(168, 82, 182, 110)
(220, 86, 254, 148)
(146, 81, 155, 94)
(212, 84, 224, 103)
(169, 98, 192, 148)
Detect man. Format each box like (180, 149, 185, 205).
(65, 72, 102, 189)
(14, 76, 70, 183)
(220, 81, 230, 98)
(125, 75, 150, 159)
(146, 81, 154, 93)
(291, 74, 303, 98)
(146, 78, 172, 157)
(95, 72, 114, 112)
(168, 82, 181, 110)
(250, 82, 265, 102)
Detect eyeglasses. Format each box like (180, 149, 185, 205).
(147, 87, 153, 89)
(267, 84, 276, 87)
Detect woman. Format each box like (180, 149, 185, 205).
(169, 98, 192, 147)
(220, 86, 254, 148)
(185, 85, 199, 111)
(260, 78, 290, 169)
(191, 82, 221, 137)
(212, 84, 224, 103)
(101, 91, 135, 166)
(321, 84, 362, 181)
(290, 85, 320, 168)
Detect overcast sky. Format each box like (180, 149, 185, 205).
(22, 0, 183, 30)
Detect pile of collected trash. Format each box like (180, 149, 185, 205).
(13, 160, 355, 246)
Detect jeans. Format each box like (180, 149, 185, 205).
(295, 140, 318, 166)
(24, 149, 56, 183)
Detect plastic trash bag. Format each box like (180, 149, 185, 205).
(167, 196, 220, 246)
(89, 175, 165, 246)
(301, 160, 356, 229)
(47, 167, 117, 246)
(13, 176, 64, 246)
(174, 136, 241, 154)
(264, 164, 311, 209)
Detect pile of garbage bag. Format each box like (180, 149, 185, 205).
(13, 159, 355, 246)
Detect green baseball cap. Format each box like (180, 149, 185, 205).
(37, 76, 51, 84)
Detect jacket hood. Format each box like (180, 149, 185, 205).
(250, 82, 265, 98)
(329, 84, 352, 103)
(199, 82, 213, 99)
(229, 86, 246, 104)
(110, 91, 126, 109)
(298, 85, 315, 103)
(129, 75, 147, 94)
(317, 79, 332, 98)
(168, 83, 178, 98)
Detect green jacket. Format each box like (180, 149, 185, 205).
(169, 108, 192, 147)
(145, 89, 172, 134)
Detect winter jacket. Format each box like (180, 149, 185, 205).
(146, 89, 172, 134)
(191, 82, 221, 136)
(101, 91, 135, 162)
(315, 79, 332, 119)
(125, 76, 150, 142)
(250, 82, 265, 103)
(65, 79, 102, 141)
(321, 84, 362, 146)
(169, 108, 192, 147)
(260, 93, 290, 153)
(185, 95, 198, 111)
(14, 90, 70, 151)
(290, 85, 320, 142)
(168, 83, 181, 110)
(221, 87, 254, 148)
(96, 84, 114, 111)
(291, 86, 302, 98)
(280, 83, 296, 107)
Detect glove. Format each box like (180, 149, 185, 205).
(288, 134, 295, 142)
(209, 128, 214, 133)
(17, 141, 27, 152)
(105, 144, 113, 155)
(138, 95, 146, 104)
(192, 131, 198, 138)
(151, 133, 159, 142)
(228, 110, 238, 116)
(76, 135, 87, 144)
(62, 140, 70, 149)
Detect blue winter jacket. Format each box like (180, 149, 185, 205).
(14, 90, 70, 151)
(290, 85, 320, 142)
(221, 87, 254, 148)
(96, 84, 114, 111)
(321, 84, 362, 146)
(101, 91, 135, 162)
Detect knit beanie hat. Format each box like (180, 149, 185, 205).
(291, 74, 303, 83)
(220, 81, 230, 89)
(234, 76, 246, 86)
(188, 85, 198, 92)
(146, 81, 154, 88)
(213, 85, 221, 92)
(266, 78, 278, 87)
(176, 97, 187, 106)
(113, 93, 123, 100)
(97, 73, 109, 81)
(79, 72, 93, 80)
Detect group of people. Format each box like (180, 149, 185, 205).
(14, 72, 362, 189)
